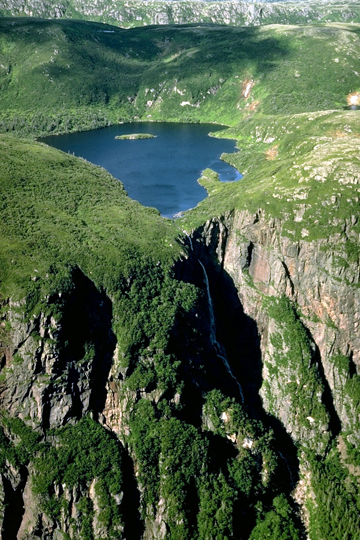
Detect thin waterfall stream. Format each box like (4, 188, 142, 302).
(184, 233, 297, 487)
(186, 235, 296, 484)
(186, 235, 244, 403)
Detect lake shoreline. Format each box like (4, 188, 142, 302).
(40, 122, 241, 218)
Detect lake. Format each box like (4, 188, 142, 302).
(40, 122, 241, 218)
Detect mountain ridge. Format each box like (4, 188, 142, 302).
(2, 0, 360, 28)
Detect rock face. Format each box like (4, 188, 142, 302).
(0, 268, 124, 539)
(191, 208, 360, 451)
(0, 267, 115, 431)
(1, 0, 360, 27)
(0, 206, 359, 538)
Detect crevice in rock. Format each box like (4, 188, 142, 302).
(121, 447, 144, 540)
(32, 516, 44, 538)
(33, 351, 44, 375)
(246, 241, 254, 268)
(266, 416, 300, 491)
(281, 260, 295, 295)
(41, 386, 52, 431)
(218, 214, 233, 271)
(2, 468, 27, 540)
(348, 350, 357, 377)
(309, 335, 342, 443)
(0, 353, 6, 371)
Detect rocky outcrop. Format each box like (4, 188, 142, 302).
(0, 267, 115, 431)
(1, 0, 360, 27)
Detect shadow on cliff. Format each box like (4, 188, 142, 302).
(307, 333, 342, 443)
(42, 267, 145, 538)
(174, 232, 301, 495)
(121, 444, 145, 540)
(2, 469, 28, 540)
(43, 267, 116, 428)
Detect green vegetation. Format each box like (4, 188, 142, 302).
(1, 19, 360, 138)
(33, 417, 125, 533)
(308, 449, 360, 540)
(249, 495, 301, 540)
(115, 133, 156, 139)
(0, 416, 42, 468)
(0, 133, 183, 299)
(0, 391, 291, 539)
(128, 389, 283, 539)
(329, 353, 360, 448)
(0, 12, 360, 540)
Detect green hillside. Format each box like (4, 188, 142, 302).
(0, 134, 182, 295)
(1, 18, 360, 135)
(181, 109, 360, 239)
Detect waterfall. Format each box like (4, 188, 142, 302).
(186, 234, 244, 403)
(186, 234, 297, 483)
(278, 450, 295, 487)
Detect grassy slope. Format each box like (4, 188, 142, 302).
(1, 19, 360, 135)
(0, 133, 182, 298)
(181, 109, 360, 242)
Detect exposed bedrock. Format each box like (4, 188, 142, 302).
(0, 267, 115, 431)
(190, 209, 360, 451)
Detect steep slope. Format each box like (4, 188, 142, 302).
(0, 135, 307, 539)
(181, 108, 360, 539)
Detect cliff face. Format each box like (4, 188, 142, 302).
(1, 191, 360, 539)
(0, 267, 115, 431)
(0, 217, 294, 540)
(187, 208, 360, 536)
(4, 214, 357, 539)
(192, 210, 360, 448)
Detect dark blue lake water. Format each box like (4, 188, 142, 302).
(41, 122, 241, 218)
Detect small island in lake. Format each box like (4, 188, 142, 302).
(115, 133, 157, 140)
